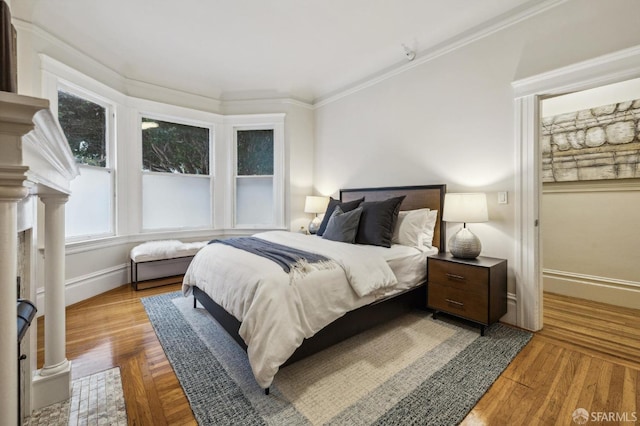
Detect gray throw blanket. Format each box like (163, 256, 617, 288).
(211, 237, 335, 277)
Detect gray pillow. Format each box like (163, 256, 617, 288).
(322, 206, 363, 243)
(317, 197, 364, 236)
(355, 196, 405, 247)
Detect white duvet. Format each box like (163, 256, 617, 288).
(182, 231, 403, 389)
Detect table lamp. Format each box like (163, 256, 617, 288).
(304, 196, 329, 234)
(442, 193, 488, 259)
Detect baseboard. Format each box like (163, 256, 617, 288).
(543, 269, 640, 309)
(36, 264, 129, 316)
(501, 292, 517, 326)
(37, 265, 521, 328)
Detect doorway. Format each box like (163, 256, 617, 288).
(539, 79, 640, 309)
(512, 45, 640, 331)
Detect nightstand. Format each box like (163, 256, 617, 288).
(427, 253, 507, 335)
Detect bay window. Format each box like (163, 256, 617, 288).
(52, 63, 285, 241)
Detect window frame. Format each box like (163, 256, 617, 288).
(228, 114, 285, 229)
(138, 112, 216, 232)
(56, 81, 117, 242)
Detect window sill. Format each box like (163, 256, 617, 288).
(64, 227, 289, 254)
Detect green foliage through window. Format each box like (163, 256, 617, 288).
(237, 129, 274, 175)
(142, 118, 210, 175)
(57, 90, 107, 167)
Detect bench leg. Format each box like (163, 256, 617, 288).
(131, 259, 138, 291)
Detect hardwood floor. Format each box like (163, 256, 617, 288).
(37, 280, 197, 425)
(538, 293, 640, 370)
(38, 285, 639, 425)
(462, 292, 639, 425)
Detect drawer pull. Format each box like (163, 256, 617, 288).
(446, 273, 466, 281)
(445, 298, 464, 308)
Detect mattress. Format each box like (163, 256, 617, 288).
(370, 243, 437, 293)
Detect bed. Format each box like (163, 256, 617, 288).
(182, 184, 446, 393)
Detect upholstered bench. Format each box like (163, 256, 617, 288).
(130, 240, 208, 290)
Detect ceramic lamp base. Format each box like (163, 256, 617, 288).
(308, 217, 321, 234)
(448, 227, 482, 259)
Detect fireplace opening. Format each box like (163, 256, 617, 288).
(17, 298, 37, 423)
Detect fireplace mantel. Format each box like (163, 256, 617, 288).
(1, 91, 79, 192)
(24, 108, 79, 193)
(0, 90, 79, 423)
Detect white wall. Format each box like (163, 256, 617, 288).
(313, 0, 640, 309)
(542, 188, 639, 280)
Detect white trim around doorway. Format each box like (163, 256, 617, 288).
(511, 44, 640, 332)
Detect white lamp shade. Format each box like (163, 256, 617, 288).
(443, 193, 488, 223)
(304, 196, 329, 214)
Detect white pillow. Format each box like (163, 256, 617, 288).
(421, 209, 438, 248)
(392, 208, 430, 247)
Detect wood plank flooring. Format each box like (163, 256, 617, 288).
(37, 281, 197, 425)
(462, 292, 639, 425)
(539, 293, 640, 370)
(37, 286, 639, 425)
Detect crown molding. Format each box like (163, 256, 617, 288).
(512, 44, 640, 98)
(39, 54, 126, 104)
(221, 97, 313, 111)
(16, 19, 221, 111)
(223, 112, 286, 124)
(314, 0, 568, 108)
(125, 77, 222, 113)
(14, 1, 568, 111)
(15, 18, 310, 112)
(14, 18, 126, 92)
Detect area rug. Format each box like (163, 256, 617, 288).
(24, 367, 127, 425)
(142, 291, 531, 425)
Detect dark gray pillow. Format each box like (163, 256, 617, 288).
(355, 196, 405, 247)
(317, 197, 364, 236)
(322, 206, 363, 243)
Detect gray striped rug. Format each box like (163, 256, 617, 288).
(142, 292, 531, 425)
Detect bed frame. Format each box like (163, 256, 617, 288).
(192, 184, 446, 393)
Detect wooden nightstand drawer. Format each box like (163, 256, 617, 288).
(429, 281, 488, 323)
(427, 253, 507, 335)
(429, 260, 488, 293)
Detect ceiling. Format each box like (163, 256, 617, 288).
(16, 0, 537, 104)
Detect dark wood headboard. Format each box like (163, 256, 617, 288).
(340, 184, 447, 252)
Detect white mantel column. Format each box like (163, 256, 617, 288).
(0, 172, 29, 426)
(31, 192, 72, 409)
(1, 91, 48, 426)
(1, 90, 79, 417)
